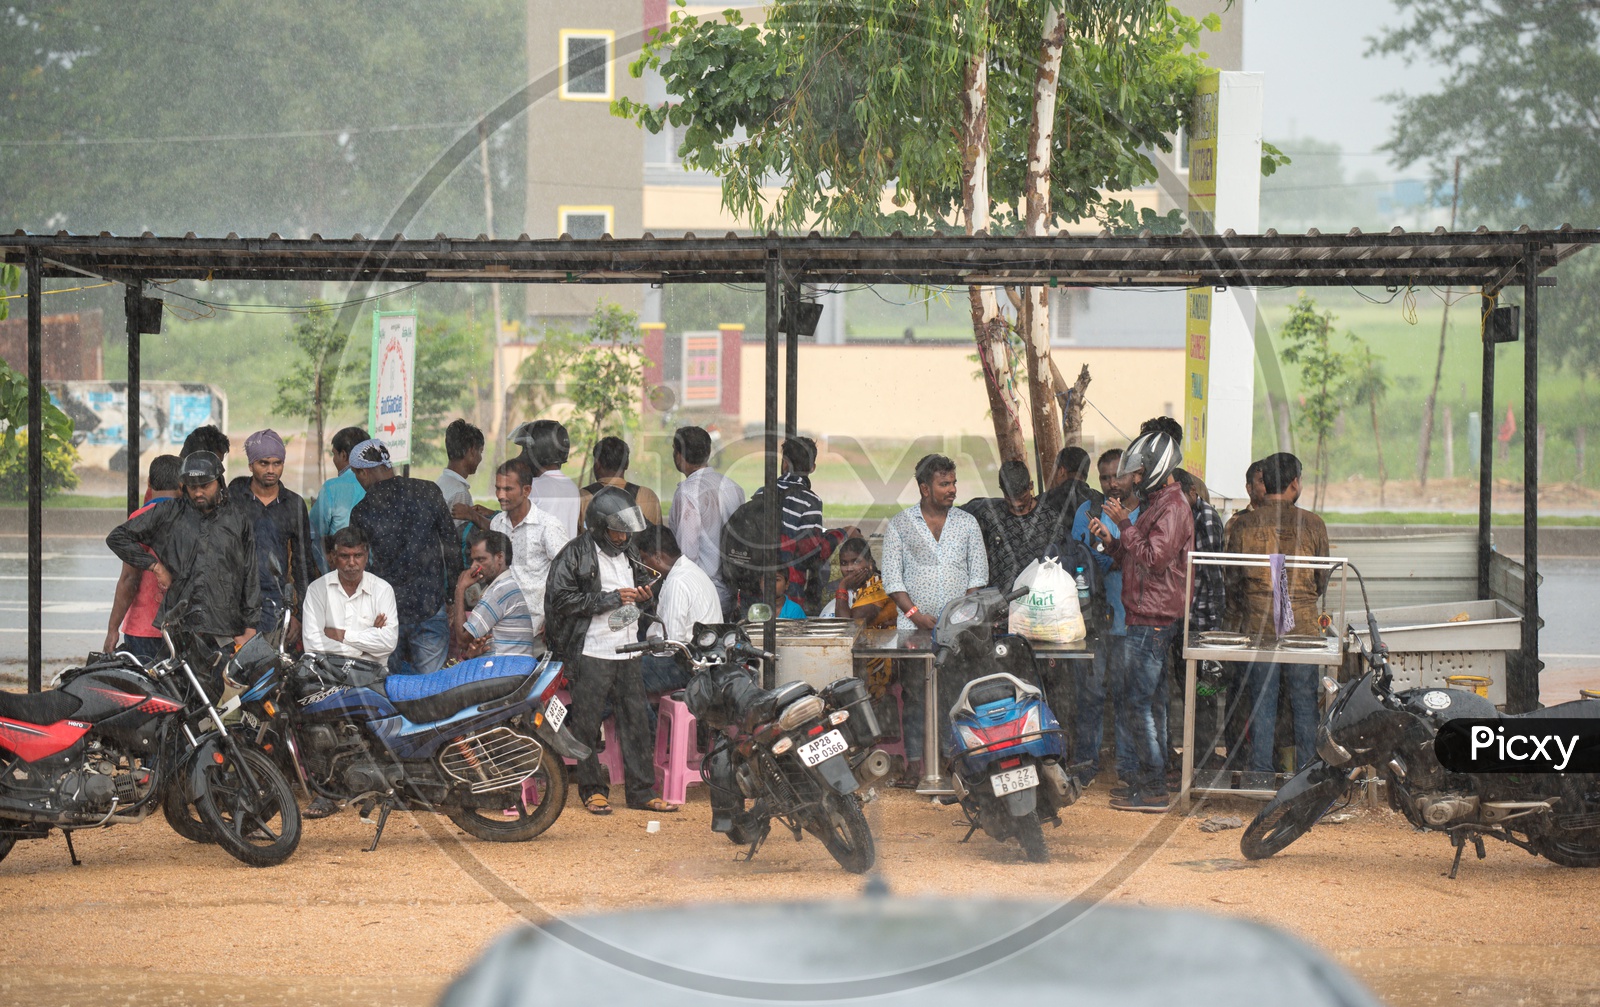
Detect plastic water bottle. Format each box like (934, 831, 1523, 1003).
(1074, 567, 1090, 605)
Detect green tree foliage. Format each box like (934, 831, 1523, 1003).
(273, 303, 346, 486)
(614, 0, 1216, 237)
(1278, 294, 1350, 511)
(348, 313, 481, 467)
(0, 264, 17, 320)
(0, 2, 526, 239)
(1346, 335, 1391, 505)
(0, 358, 79, 499)
(512, 303, 645, 484)
(1372, 0, 1600, 375)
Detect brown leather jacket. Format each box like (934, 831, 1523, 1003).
(1109, 481, 1195, 626)
(1223, 499, 1330, 637)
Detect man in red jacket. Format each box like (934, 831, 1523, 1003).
(1089, 423, 1193, 812)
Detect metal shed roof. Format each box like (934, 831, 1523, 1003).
(5, 225, 1598, 290)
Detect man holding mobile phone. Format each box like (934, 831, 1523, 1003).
(453, 530, 537, 658)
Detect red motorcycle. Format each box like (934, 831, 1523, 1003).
(0, 608, 301, 868)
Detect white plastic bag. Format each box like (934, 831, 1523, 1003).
(1008, 556, 1086, 644)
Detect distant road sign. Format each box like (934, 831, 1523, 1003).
(369, 312, 416, 465)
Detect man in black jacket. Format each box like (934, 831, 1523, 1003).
(106, 451, 261, 679)
(228, 428, 315, 639)
(545, 488, 677, 816)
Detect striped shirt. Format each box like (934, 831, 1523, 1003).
(463, 573, 537, 656)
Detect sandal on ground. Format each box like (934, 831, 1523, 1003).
(304, 796, 340, 819)
(584, 794, 613, 815)
(629, 797, 680, 813)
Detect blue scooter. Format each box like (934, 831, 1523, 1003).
(227, 639, 589, 851)
(939, 586, 1080, 862)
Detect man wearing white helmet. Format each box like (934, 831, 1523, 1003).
(1087, 419, 1193, 813)
(511, 419, 581, 539)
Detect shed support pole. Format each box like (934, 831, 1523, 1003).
(125, 284, 142, 515)
(762, 253, 780, 686)
(1477, 291, 1495, 601)
(1514, 248, 1541, 713)
(784, 279, 799, 439)
(26, 250, 43, 693)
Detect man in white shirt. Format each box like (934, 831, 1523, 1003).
(513, 419, 582, 538)
(636, 523, 721, 696)
(452, 530, 538, 657)
(301, 525, 400, 664)
(437, 419, 491, 564)
(667, 425, 745, 615)
(488, 458, 569, 643)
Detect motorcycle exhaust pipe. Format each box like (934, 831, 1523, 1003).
(853, 749, 893, 786)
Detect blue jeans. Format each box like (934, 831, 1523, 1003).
(1117, 622, 1179, 792)
(640, 653, 691, 735)
(1243, 661, 1319, 774)
(1072, 638, 1134, 781)
(389, 606, 449, 676)
(900, 661, 952, 767)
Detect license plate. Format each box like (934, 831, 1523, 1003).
(797, 729, 849, 767)
(991, 764, 1039, 796)
(544, 696, 567, 732)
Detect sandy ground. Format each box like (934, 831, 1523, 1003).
(2, 784, 1598, 1007)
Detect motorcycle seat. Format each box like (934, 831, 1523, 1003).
(1504, 698, 1600, 721)
(385, 655, 539, 724)
(0, 688, 82, 726)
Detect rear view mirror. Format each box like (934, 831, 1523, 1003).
(609, 604, 641, 630)
(268, 555, 284, 580)
(747, 603, 773, 622)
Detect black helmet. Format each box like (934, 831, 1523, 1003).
(511, 419, 570, 470)
(178, 450, 224, 487)
(586, 486, 647, 556)
(1117, 430, 1181, 496)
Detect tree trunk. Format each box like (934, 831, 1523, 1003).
(1417, 158, 1461, 489)
(1370, 396, 1387, 508)
(960, 6, 1026, 464)
(1059, 363, 1091, 447)
(1019, 2, 1068, 483)
(312, 366, 327, 486)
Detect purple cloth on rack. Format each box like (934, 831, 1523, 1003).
(1270, 552, 1294, 636)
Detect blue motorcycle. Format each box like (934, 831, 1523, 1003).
(939, 586, 1080, 862)
(227, 640, 589, 851)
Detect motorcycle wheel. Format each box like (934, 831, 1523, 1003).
(1015, 812, 1049, 863)
(1534, 780, 1600, 868)
(1239, 774, 1345, 860)
(192, 745, 302, 868)
(809, 792, 875, 874)
(161, 773, 215, 844)
(447, 757, 568, 842)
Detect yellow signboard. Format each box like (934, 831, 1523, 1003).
(1182, 70, 1220, 480)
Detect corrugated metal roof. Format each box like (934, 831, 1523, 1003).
(4, 226, 1597, 290)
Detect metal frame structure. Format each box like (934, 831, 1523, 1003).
(6, 227, 1599, 702)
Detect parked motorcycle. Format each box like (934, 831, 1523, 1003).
(1241, 567, 1600, 876)
(0, 604, 301, 868)
(936, 586, 1080, 862)
(621, 610, 891, 874)
(228, 638, 590, 851)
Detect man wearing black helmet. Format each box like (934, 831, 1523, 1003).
(511, 419, 582, 539)
(106, 450, 262, 667)
(1087, 420, 1193, 813)
(545, 487, 678, 815)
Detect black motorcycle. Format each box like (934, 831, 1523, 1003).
(935, 586, 1080, 862)
(620, 613, 891, 874)
(0, 605, 301, 868)
(1241, 567, 1600, 876)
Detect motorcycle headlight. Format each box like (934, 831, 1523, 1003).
(946, 599, 980, 626)
(777, 695, 825, 732)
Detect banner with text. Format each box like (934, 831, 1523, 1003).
(369, 311, 417, 465)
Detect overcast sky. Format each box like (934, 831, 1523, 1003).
(1243, 0, 1443, 183)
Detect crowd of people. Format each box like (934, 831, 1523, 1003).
(101, 411, 1329, 822)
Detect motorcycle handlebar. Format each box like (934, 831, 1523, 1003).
(615, 641, 653, 655)
(1004, 585, 1030, 604)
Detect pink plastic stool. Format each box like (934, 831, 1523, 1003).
(556, 688, 624, 785)
(652, 694, 703, 805)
